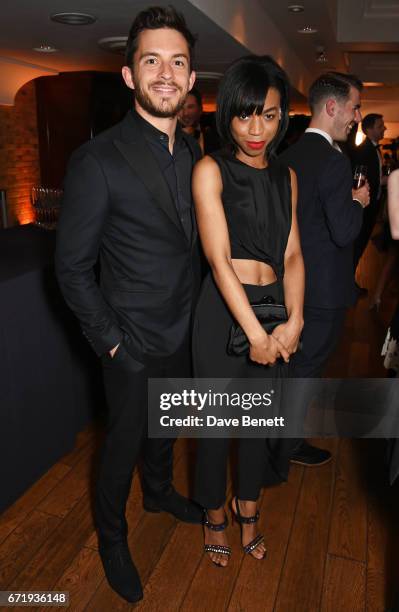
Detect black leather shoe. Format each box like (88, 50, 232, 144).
(99, 542, 143, 603)
(143, 487, 203, 524)
(290, 441, 332, 467)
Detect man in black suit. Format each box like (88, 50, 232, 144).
(352, 113, 387, 275)
(178, 87, 220, 154)
(55, 6, 202, 603)
(280, 72, 370, 464)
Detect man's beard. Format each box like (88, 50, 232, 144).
(134, 80, 187, 118)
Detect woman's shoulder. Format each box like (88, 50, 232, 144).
(388, 168, 399, 186)
(194, 150, 233, 179)
(207, 147, 236, 166)
(194, 154, 221, 175)
(193, 155, 224, 192)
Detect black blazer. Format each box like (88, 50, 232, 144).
(55, 111, 202, 359)
(280, 132, 363, 309)
(351, 137, 380, 206)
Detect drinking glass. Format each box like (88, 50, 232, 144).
(353, 165, 367, 189)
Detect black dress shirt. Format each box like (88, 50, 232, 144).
(133, 110, 193, 241)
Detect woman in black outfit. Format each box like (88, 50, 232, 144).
(192, 55, 305, 566)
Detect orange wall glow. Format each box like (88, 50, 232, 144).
(0, 80, 40, 226)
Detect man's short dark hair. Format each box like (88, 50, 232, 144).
(308, 71, 363, 114)
(216, 54, 291, 159)
(125, 5, 196, 69)
(362, 113, 383, 133)
(187, 87, 202, 108)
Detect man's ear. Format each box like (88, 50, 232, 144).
(325, 98, 336, 117)
(122, 66, 135, 91)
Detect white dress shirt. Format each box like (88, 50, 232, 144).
(305, 128, 342, 152)
(305, 127, 333, 146)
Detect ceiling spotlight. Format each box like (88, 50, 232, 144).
(98, 37, 128, 55)
(298, 26, 318, 34)
(33, 44, 58, 53)
(288, 4, 304, 12)
(50, 12, 97, 25)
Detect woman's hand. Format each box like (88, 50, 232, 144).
(271, 319, 303, 357)
(249, 332, 290, 366)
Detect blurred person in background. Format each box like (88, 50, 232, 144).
(351, 113, 387, 291)
(280, 71, 369, 466)
(179, 87, 220, 153)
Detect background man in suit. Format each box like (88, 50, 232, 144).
(178, 86, 220, 154)
(56, 6, 202, 603)
(352, 113, 387, 280)
(179, 87, 203, 140)
(280, 72, 370, 465)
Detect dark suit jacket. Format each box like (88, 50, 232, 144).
(351, 137, 380, 206)
(280, 132, 363, 309)
(55, 111, 202, 360)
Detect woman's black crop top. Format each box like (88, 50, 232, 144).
(210, 149, 292, 280)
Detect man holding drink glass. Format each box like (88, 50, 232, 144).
(280, 72, 369, 466)
(352, 113, 387, 275)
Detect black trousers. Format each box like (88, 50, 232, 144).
(193, 275, 295, 509)
(291, 306, 347, 378)
(288, 305, 347, 448)
(95, 335, 190, 548)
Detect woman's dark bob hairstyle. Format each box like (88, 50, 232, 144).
(216, 55, 290, 158)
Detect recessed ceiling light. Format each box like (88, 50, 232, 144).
(298, 26, 318, 34)
(288, 4, 304, 12)
(33, 44, 58, 53)
(50, 12, 97, 25)
(98, 37, 128, 55)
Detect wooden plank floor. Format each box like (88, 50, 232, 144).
(1, 231, 399, 611)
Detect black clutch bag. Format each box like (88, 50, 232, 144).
(227, 295, 288, 356)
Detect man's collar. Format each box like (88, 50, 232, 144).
(131, 108, 182, 146)
(305, 127, 334, 146)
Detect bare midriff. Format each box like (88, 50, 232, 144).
(232, 259, 277, 286)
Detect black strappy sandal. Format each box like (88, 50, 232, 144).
(203, 511, 232, 567)
(231, 496, 266, 559)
